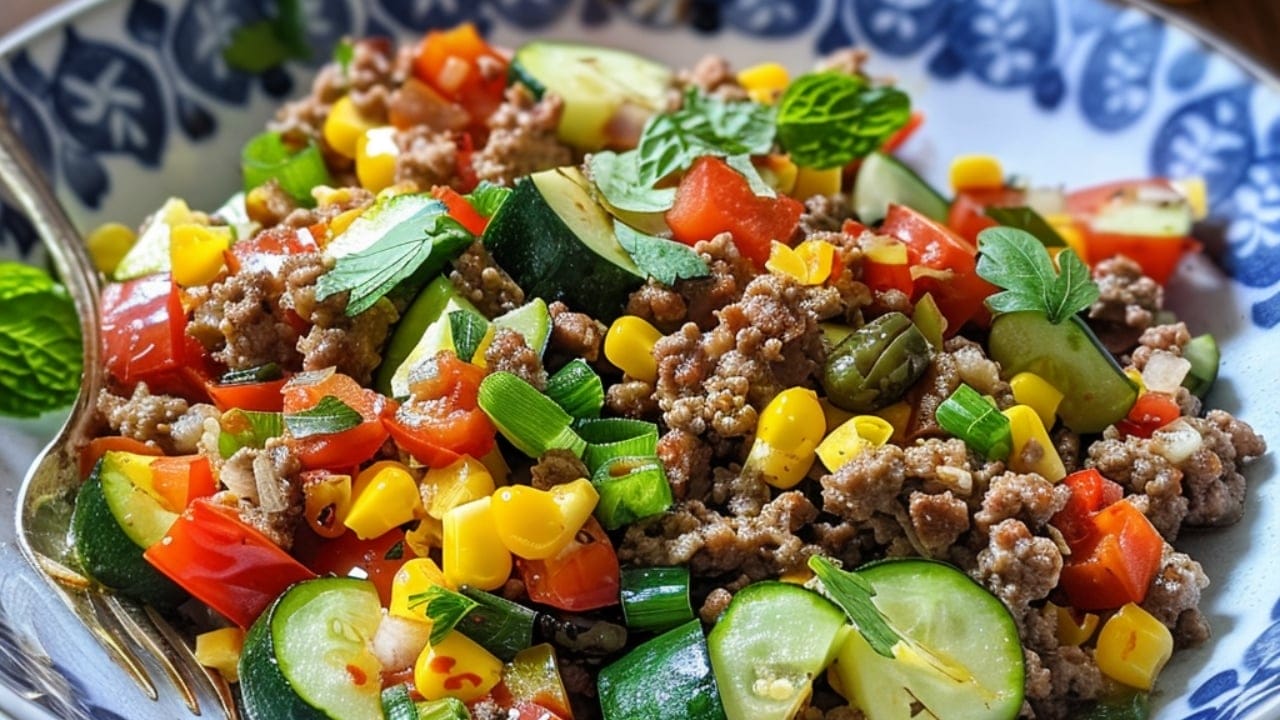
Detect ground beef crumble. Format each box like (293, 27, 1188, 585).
(97, 384, 189, 452)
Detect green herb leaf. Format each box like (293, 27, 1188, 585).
(448, 309, 490, 362)
(408, 586, 479, 645)
(219, 363, 284, 385)
(976, 226, 1099, 324)
(636, 88, 776, 187)
(317, 200, 474, 316)
(590, 151, 677, 213)
(217, 409, 284, 458)
(465, 181, 514, 218)
(777, 72, 911, 169)
(334, 39, 354, 77)
(808, 555, 901, 658)
(614, 220, 710, 286)
(724, 154, 776, 198)
(0, 263, 82, 418)
(384, 540, 405, 561)
(284, 395, 362, 438)
(983, 206, 1066, 248)
(223, 0, 308, 72)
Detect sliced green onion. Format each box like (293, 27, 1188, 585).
(415, 697, 469, 720)
(478, 371, 586, 458)
(456, 586, 537, 662)
(218, 362, 284, 385)
(621, 567, 694, 633)
(935, 383, 1012, 460)
(584, 434, 660, 476)
(380, 684, 419, 720)
(448, 308, 490, 363)
(217, 409, 284, 458)
(241, 131, 333, 206)
(576, 417, 660, 444)
(545, 359, 605, 419)
(592, 456, 674, 530)
(576, 417, 660, 474)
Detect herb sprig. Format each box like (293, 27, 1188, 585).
(613, 220, 710, 286)
(776, 72, 911, 169)
(808, 555, 901, 658)
(283, 396, 362, 438)
(408, 585, 479, 645)
(976, 226, 1099, 324)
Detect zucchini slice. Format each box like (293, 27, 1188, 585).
(240, 577, 384, 720)
(853, 151, 950, 225)
(483, 167, 644, 322)
(597, 619, 726, 720)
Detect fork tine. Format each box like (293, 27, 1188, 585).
(144, 606, 241, 720)
(73, 588, 160, 700)
(99, 595, 203, 716)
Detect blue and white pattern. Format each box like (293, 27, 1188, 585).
(0, 1, 1278, 718)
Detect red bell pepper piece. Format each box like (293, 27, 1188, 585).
(100, 274, 187, 387)
(1057, 499, 1164, 611)
(283, 371, 394, 470)
(518, 517, 620, 612)
(1065, 179, 1199, 284)
(79, 436, 163, 479)
(1116, 391, 1181, 439)
(293, 528, 416, 607)
(149, 455, 216, 512)
(946, 187, 1026, 245)
(226, 225, 320, 276)
(666, 156, 804, 269)
(879, 110, 925, 155)
(143, 500, 316, 627)
(413, 23, 508, 124)
(384, 352, 495, 467)
(1051, 468, 1125, 550)
(205, 377, 289, 413)
(432, 185, 488, 236)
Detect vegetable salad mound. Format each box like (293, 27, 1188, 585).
(77, 25, 1265, 720)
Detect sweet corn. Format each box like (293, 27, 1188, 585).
(792, 165, 842, 199)
(323, 95, 379, 159)
(443, 496, 513, 591)
(745, 388, 826, 489)
(604, 315, 663, 383)
(949, 154, 1003, 193)
(345, 461, 424, 540)
(328, 206, 365, 238)
(415, 630, 504, 703)
(1170, 177, 1208, 220)
(425, 456, 496, 520)
(490, 479, 599, 560)
(302, 471, 353, 539)
(1002, 405, 1067, 482)
(194, 627, 245, 682)
(1096, 602, 1173, 690)
(1044, 213, 1087, 258)
(737, 62, 790, 105)
(1009, 372, 1064, 430)
(170, 223, 231, 286)
(86, 222, 137, 274)
(795, 240, 836, 284)
(405, 515, 444, 556)
(1051, 603, 1100, 647)
(390, 557, 451, 623)
(874, 401, 912, 444)
(765, 242, 808, 283)
(356, 126, 400, 192)
(816, 415, 895, 472)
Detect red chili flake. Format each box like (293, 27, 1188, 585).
(346, 664, 368, 686)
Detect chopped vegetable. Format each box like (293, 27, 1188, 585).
(620, 567, 694, 633)
(776, 72, 911, 169)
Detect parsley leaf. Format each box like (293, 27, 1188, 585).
(408, 585, 479, 645)
(636, 88, 776, 187)
(976, 226, 1099, 324)
(808, 555, 900, 658)
(614, 220, 710, 286)
(0, 263, 82, 418)
(590, 151, 676, 213)
(283, 395, 362, 438)
(465, 181, 514, 219)
(317, 198, 473, 316)
(223, 0, 309, 73)
(777, 72, 911, 169)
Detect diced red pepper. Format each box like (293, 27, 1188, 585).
(1116, 392, 1181, 439)
(879, 110, 925, 155)
(1079, 231, 1199, 286)
(149, 455, 216, 512)
(518, 517, 619, 612)
(413, 23, 508, 124)
(100, 274, 187, 387)
(1057, 500, 1164, 611)
(666, 156, 805, 269)
(946, 187, 1026, 245)
(432, 185, 488, 236)
(205, 377, 289, 413)
(384, 351, 496, 467)
(144, 500, 317, 627)
(294, 528, 416, 607)
(283, 372, 394, 470)
(79, 436, 163, 479)
(1051, 468, 1125, 550)
(226, 225, 320, 276)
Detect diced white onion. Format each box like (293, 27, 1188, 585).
(1151, 418, 1203, 464)
(371, 611, 431, 672)
(1142, 350, 1192, 395)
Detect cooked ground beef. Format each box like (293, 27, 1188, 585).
(1089, 255, 1163, 353)
(214, 441, 302, 550)
(530, 449, 589, 490)
(974, 472, 1070, 536)
(394, 126, 460, 190)
(1128, 322, 1190, 369)
(1181, 410, 1267, 527)
(678, 55, 749, 101)
(97, 384, 188, 451)
(548, 301, 606, 362)
(624, 280, 689, 333)
(656, 429, 713, 501)
(907, 490, 970, 558)
(974, 518, 1063, 614)
(449, 239, 526, 317)
(187, 263, 302, 371)
(1142, 545, 1211, 647)
(605, 379, 658, 418)
(471, 84, 574, 185)
(698, 587, 733, 624)
(169, 403, 220, 454)
(799, 194, 855, 235)
(820, 444, 905, 523)
(484, 327, 547, 390)
(904, 337, 1014, 440)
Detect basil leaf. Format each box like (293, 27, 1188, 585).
(591, 151, 676, 213)
(636, 88, 776, 186)
(465, 181, 514, 218)
(777, 72, 911, 169)
(408, 585, 479, 646)
(0, 263, 82, 418)
(808, 555, 901, 658)
(218, 409, 284, 458)
(284, 395, 363, 438)
(976, 226, 1099, 324)
(614, 220, 710, 286)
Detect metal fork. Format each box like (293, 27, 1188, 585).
(0, 109, 237, 719)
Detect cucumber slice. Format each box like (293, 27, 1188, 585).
(1090, 188, 1192, 238)
(484, 167, 644, 322)
(378, 275, 482, 396)
(113, 197, 193, 280)
(707, 581, 848, 720)
(835, 559, 1023, 720)
(99, 452, 178, 548)
(597, 619, 726, 720)
(494, 297, 552, 357)
(510, 41, 673, 151)
(240, 578, 384, 720)
(1182, 333, 1219, 398)
(988, 311, 1137, 434)
(854, 152, 950, 225)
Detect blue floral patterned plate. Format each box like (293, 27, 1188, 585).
(1, 1, 1277, 718)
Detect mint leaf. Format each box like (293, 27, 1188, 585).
(777, 72, 910, 169)
(976, 226, 1098, 323)
(724, 154, 776, 198)
(636, 88, 776, 187)
(590, 151, 676, 213)
(408, 585, 479, 645)
(448, 309, 490, 362)
(465, 181, 513, 218)
(0, 263, 81, 418)
(614, 220, 710, 286)
(808, 555, 900, 658)
(284, 395, 362, 438)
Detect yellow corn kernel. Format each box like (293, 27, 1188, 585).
(1009, 372, 1064, 430)
(1096, 603, 1173, 691)
(765, 241, 808, 283)
(816, 415, 895, 473)
(1125, 368, 1147, 395)
(949, 154, 1004, 193)
(323, 95, 379, 159)
(1051, 603, 1100, 647)
(302, 472, 353, 539)
(390, 557, 451, 623)
(424, 456, 496, 520)
(86, 222, 137, 274)
(194, 627, 245, 683)
(169, 223, 231, 286)
(1002, 405, 1066, 482)
(792, 165, 843, 199)
(1170, 177, 1207, 220)
(794, 240, 836, 284)
(490, 479, 599, 560)
(345, 461, 424, 540)
(874, 401, 912, 444)
(479, 446, 510, 486)
(758, 154, 798, 195)
(443, 496, 513, 591)
(415, 630, 504, 703)
(1044, 213, 1087, 258)
(737, 62, 790, 105)
(356, 126, 400, 193)
(745, 388, 826, 489)
(604, 315, 663, 383)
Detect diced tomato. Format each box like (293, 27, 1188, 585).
(432, 185, 488, 236)
(509, 702, 568, 720)
(79, 436, 163, 479)
(384, 352, 495, 467)
(226, 225, 320, 276)
(144, 500, 317, 627)
(666, 156, 805, 269)
(1116, 392, 1181, 439)
(1051, 468, 1125, 550)
(205, 377, 288, 413)
(1064, 179, 1176, 217)
(413, 23, 508, 124)
(1057, 500, 1164, 611)
(149, 455, 216, 512)
(879, 110, 925, 155)
(518, 517, 619, 612)
(880, 203, 997, 334)
(946, 187, 1026, 245)
(100, 274, 187, 387)
(283, 372, 394, 470)
(294, 528, 416, 606)
(1079, 231, 1199, 286)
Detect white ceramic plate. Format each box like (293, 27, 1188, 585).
(1, 1, 1277, 718)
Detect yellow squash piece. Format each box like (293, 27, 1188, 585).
(491, 479, 599, 560)
(195, 627, 245, 683)
(170, 224, 231, 287)
(1096, 603, 1173, 691)
(1009, 372, 1064, 430)
(816, 415, 895, 473)
(745, 388, 826, 489)
(414, 631, 504, 703)
(737, 62, 790, 105)
(86, 222, 137, 275)
(425, 456, 496, 520)
(302, 472, 353, 539)
(1002, 405, 1067, 482)
(792, 165, 842, 199)
(323, 95, 380, 159)
(356, 126, 400, 193)
(949, 154, 1004, 193)
(344, 461, 424, 540)
(1051, 603, 1100, 647)
(442, 496, 512, 591)
(390, 557, 452, 623)
(604, 315, 663, 383)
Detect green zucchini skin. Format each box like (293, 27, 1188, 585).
(239, 596, 328, 720)
(854, 151, 951, 225)
(597, 619, 727, 720)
